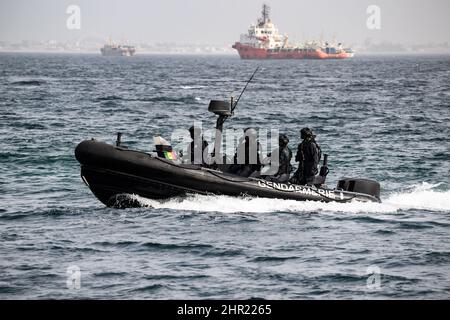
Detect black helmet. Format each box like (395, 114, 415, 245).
(300, 127, 312, 139)
(279, 133, 289, 146)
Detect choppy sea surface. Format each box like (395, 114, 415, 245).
(0, 53, 449, 299)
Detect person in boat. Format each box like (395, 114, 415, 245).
(263, 133, 292, 183)
(188, 125, 209, 166)
(290, 127, 321, 185)
(229, 127, 262, 177)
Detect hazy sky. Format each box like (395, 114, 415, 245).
(0, 0, 449, 45)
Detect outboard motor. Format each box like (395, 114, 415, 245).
(337, 178, 381, 199)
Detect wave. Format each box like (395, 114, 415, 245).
(180, 85, 207, 90)
(131, 182, 450, 214)
(385, 182, 449, 212)
(11, 80, 46, 86)
(103, 96, 202, 103)
(143, 96, 201, 103)
(95, 95, 124, 102)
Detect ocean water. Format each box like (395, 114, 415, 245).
(0, 53, 449, 299)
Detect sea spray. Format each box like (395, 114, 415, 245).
(130, 182, 450, 214)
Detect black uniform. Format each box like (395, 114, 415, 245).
(230, 137, 262, 177)
(265, 145, 292, 183)
(278, 146, 293, 177)
(188, 126, 209, 166)
(188, 139, 209, 165)
(291, 130, 321, 185)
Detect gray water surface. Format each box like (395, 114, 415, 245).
(0, 53, 449, 299)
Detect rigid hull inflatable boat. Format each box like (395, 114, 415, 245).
(75, 139, 381, 207)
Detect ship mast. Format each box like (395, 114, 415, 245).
(259, 4, 270, 26)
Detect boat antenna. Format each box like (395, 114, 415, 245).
(231, 66, 260, 114)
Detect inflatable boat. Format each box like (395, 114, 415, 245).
(75, 136, 381, 208)
(75, 68, 381, 207)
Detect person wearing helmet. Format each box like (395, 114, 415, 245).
(230, 127, 262, 177)
(188, 125, 209, 166)
(264, 133, 292, 183)
(290, 127, 321, 185)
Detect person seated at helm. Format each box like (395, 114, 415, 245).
(187, 125, 209, 166)
(263, 133, 292, 183)
(290, 127, 321, 185)
(229, 127, 262, 177)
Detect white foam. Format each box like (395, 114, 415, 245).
(180, 85, 206, 90)
(384, 182, 450, 212)
(131, 182, 450, 214)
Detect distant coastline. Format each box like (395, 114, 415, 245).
(1, 50, 449, 56)
(1, 40, 449, 56)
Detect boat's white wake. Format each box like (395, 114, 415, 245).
(131, 182, 450, 214)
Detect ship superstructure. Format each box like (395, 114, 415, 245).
(232, 4, 354, 59)
(100, 39, 136, 57)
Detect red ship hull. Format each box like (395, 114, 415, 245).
(232, 42, 352, 59)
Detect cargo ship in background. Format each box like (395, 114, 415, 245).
(232, 4, 354, 59)
(100, 39, 136, 57)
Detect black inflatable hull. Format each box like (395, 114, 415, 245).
(75, 140, 380, 207)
